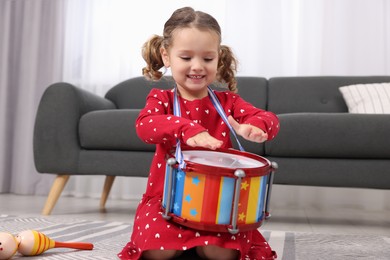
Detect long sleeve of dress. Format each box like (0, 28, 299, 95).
(136, 89, 206, 146)
(219, 91, 280, 141)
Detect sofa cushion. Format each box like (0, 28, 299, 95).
(79, 109, 265, 155)
(339, 82, 390, 114)
(265, 113, 390, 159)
(267, 156, 390, 189)
(79, 109, 155, 151)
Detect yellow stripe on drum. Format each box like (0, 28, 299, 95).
(246, 176, 261, 223)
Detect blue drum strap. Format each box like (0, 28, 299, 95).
(173, 86, 245, 169)
(207, 86, 244, 152)
(173, 87, 186, 169)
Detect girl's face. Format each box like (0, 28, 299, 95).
(161, 27, 219, 100)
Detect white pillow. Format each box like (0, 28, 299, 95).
(339, 82, 390, 114)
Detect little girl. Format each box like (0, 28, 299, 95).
(118, 7, 279, 260)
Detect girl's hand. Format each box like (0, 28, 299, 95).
(186, 131, 223, 150)
(228, 115, 268, 143)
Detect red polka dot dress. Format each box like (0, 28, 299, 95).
(118, 88, 279, 260)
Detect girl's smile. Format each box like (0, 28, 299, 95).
(161, 27, 220, 100)
(187, 74, 206, 85)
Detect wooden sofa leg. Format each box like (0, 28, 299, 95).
(100, 176, 116, 210)
(41, 175, 70, 215)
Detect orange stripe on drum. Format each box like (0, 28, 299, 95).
(181, 171, 206, 222)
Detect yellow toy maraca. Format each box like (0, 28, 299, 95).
(0, 230, 93, 259)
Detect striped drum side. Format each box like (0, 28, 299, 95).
(164, 171, 266, 226)
(237, 175, 268, 225)
(161, 148, 273, 232)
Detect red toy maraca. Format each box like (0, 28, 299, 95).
(0, 230, 93, 259)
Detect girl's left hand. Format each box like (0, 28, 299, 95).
(228, 116, 268, 143)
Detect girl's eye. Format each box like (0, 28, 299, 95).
(180, 57, 191, 61)
(204, 58, 214, 62)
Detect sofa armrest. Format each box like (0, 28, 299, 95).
(79, 109, 156, 151)
(33, 82, 116, 173)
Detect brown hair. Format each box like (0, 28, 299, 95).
(142, 7, 238, 92)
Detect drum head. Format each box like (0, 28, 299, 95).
(182, 150, 265, 169)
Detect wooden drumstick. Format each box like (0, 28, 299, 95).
(16, 230, 93, 256)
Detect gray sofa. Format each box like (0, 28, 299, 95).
(34, 76, 390, 214)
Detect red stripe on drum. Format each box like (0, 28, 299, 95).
(200, 174, 221, 224)
(237, 177, 250, 224)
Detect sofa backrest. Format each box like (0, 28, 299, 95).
(105, 76, 175, 109)
(105, 76, 269, 109)
(229, 77, 268, 154)
(267, 76, 390, 114)
(234, 77, 268, 109)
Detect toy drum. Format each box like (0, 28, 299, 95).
(162, 148, 277, 234)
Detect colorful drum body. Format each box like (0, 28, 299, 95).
(162, 148, 274, 233)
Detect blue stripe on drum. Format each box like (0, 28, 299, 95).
(217, 177, 235, 224)
(256, 175, 267, 221)
(173, 169, 185, 216)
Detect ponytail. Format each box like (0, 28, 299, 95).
(142, 35, 165, 81)
(217, 45, 238, 93)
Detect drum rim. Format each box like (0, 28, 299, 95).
(181, 148, 272, 177)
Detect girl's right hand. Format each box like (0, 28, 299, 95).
(186, 131, 223, 150)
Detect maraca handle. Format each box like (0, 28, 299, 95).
(54, 241, 94, 250)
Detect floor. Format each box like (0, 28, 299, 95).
(1, 185, 389, 236)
